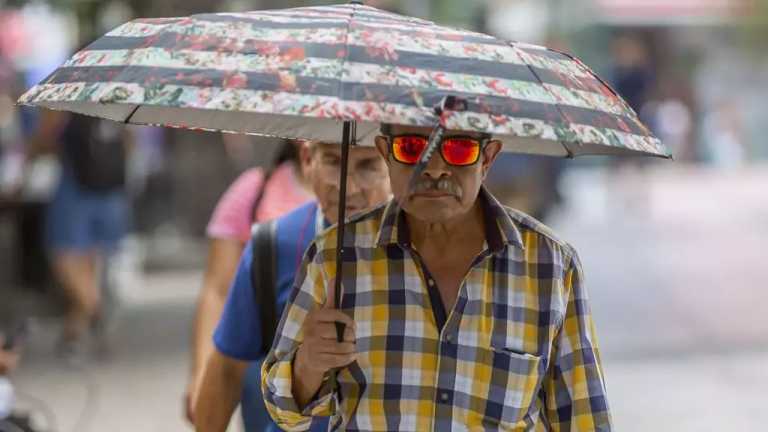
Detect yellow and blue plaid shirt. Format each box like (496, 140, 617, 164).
(262, 188, 611, 431)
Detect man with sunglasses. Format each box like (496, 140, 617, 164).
(263, 124, 612, 431)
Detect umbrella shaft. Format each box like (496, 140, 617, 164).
(329, 120, 353, 395)
(334, 121, 352, 316)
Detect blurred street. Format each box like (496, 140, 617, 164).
(551, 163, 768, 431)
(2, 0, 768, 431)
(6, 163, 768, 432)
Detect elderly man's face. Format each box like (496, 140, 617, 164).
(375, 125, 502, 224)
(301, 142, 391, 224)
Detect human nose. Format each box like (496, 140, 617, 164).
(344, 172, 362, 195)
(421, 149, 450, 179)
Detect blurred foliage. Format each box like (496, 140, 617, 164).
(740, 0, 768, 55)
(431, 0, 478, 28)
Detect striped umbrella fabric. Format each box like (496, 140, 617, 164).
(18, 2, 669, 158)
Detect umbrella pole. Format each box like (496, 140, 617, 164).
(328, 120, 353, 397)
(334, 121, 353, 325)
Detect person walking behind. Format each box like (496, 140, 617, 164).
(194, 141, 390, 432)
(185, 140, 314, 428)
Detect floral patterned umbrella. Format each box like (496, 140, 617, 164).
(18, 2, 669, 159)
(17, 1, 670, 328)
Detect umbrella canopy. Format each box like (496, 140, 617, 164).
(18, 2, 669, 159)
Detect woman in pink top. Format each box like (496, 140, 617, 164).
(186, 141, 313, 423)
(205, 156, 313, 242)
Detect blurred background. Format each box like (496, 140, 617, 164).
(0, 0, 766, 431)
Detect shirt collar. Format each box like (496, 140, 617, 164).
(375, 186, 525, 253)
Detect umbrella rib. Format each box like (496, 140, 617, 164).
(550, 49, 671, 160)
(124, 104, 141, 124)
(560, 140, 576, 159)
(512, 43, 578, 159)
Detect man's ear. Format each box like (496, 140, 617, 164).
(481, 140, 503, 178)
(374, 136, 390, 163)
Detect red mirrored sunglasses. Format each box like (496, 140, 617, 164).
(386, 134, 490, 167)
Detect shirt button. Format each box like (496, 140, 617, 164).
(445, 334, 453, 343)
(428, 279, 435, 287)
(440, 392, 450, 402)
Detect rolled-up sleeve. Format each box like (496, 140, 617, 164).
(542, 251, 612, 431)
(261, 242, 336, 431)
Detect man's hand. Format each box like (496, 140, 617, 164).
(292, 285, 356, 408)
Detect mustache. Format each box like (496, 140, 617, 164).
(412, 177, 462, 198)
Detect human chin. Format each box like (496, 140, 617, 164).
(318, 196, 339, 223)
(403, 199, 461, 223)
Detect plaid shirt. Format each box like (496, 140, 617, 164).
(262, 188, 611, 431)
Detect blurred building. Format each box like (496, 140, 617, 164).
(483, 0, 766, 165)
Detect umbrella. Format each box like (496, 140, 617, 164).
(17, 1, 670, 341)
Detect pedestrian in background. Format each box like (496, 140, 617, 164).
(29, 111, 131, 359)
(185, 139, 314, 428)
(193, 140, 390, 432)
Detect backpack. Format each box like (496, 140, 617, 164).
(248, 167, 279, 356)
(63, 115, 126, 192)
(250, 219, 279, 356)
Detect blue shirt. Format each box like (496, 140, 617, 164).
(214, 201, 327, 431)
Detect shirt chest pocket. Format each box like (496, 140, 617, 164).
(459, 314, 545, 431)
(478, 346, 543, 429)
(469, 308, 549, 428)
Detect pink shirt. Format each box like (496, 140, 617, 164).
(206, 162, 313, 243)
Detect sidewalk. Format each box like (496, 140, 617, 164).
(607, 351, 768, 431)
(13, 285, 766, 432)
(10, 270, 201, 432)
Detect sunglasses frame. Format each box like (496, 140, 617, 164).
(384, 134, 491, 167)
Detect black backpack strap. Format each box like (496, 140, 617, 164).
(250, 219, 279, 356)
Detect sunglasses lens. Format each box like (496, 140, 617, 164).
(392, 136, 427, 164)
(443, 138, 480, 166)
